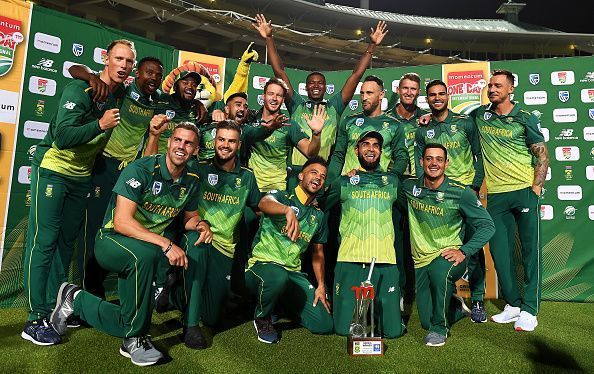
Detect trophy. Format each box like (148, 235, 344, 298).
(347, 257, 384, 356)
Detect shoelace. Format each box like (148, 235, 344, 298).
(136, 335, 153, 351)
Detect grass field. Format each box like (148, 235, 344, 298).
(1, 300, 592, 373)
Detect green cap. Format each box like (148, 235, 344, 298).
(357, 130, 384, 148)
(175, 70, 202, 83)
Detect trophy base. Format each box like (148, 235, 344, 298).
(347, 336, 384, 356)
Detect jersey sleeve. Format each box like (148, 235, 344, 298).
(465, 117, 484, 189)
(317, 179, 342, 212)
(241, 123, 273, 146)
(327, 116, 348, 181)
(311, 211, 328, 244)
(246, 172, 263, 210)
(183, 185, 201, 212)
(459, 187, 495, 257)
(112, 162, 149, 204)
(285, 88, 304, 117)
(329, 92, 346, 116)
(391, 122, 408, 175)
(524, 112, 545, 146)
(287, 121, 308, 146)
(53, 84, 103, 149)
(414, 127, 426, 178)
(208, 99, 225, 115)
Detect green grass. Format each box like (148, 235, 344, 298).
(1, 301, 592, 373)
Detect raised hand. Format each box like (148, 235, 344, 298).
(253, 13, 273, 39)
(149, 114, 169, 136)
(305, 104, 327, 134)
(370, 20, 388, 46)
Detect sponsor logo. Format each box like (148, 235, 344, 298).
(546, 167, 551, 181)
(483, 112, 492, 121)
(23, 120, 49, 139)
(0, 16, 24, 76)
(349, 99, 358, 111)
(435, 191, 445, 202)
(564, 165, 573, 180)
(589, 206, 594, 220)
(93, 47, 107, 64)
(558, 90, 570, 103)
(531, 109, 542, 119)
(35, 99, 45, 116)
(72, 43, 84, 56)
(564, 206, 577, 220)
(552, 108, 577, 123)
(298, 82, 307, 96)
(95, 186, 101, 198)
(45, 184, 53, 197)
(555, 128, 578, 140)
(25, 189, 31, 207)
(551, 71, 575, 85)
(130, 91, 140, 101)
(124, 76, 134, 86)
(252, 76, 269, 90)
(33, 32, 61, 54)
(63, 101, 76, 110)
(589, 109, 594, 121)
(126, 178, 141, 188)
(0, 89, 18, 124)
(355, 82, 363, 94)
(412, 185, 422, 197)
(349, 175, 360, 185)
(31, 58, 58, 74)
(290, 206, 300, 216)
(427, 129, 435, 139)
(257, 94, 264, 106)
(557, 185, 582, 201)
(326, 84, 335, 95)
(541, 127, 549, 142)
(446, 70, 486, 113)
(208, 173, 218, 186)
(529, 73, 540, 85)
(581, 89, 594, 103)
(165, 110, 175, 120)
(523, 91, 547, 105)
(521, 208, 529, 213)
(355, 117, 364, 127)
(28, 76, 57, 96)
(512, 73, 519, 87)
(391, 80, 399, 93)
(555, 146, 579, 161)
(586, 165, 594, 180)
(18, 166, 31, 184)
(417, 95, 429, 110)
(580, 72, 594, 83)
(381, 97, 388, 111)
(27, 145, 36, 161)
(540, 205, 553, 220)
(152, 181, 162, 195)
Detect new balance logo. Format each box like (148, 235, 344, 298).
(63, 101, 76, 109)
(126, 178, 141, 188)
(388, 286, 395, 293)
(521, 208, 530, 213)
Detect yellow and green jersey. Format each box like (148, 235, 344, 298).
(193, 159, 261, 258)
(246, 110, 308, 192)
(288, 91, 346, 166)
(33, 79, 125, 178)
(248, 186, 327, 272)
(102, 154, 200, 235)
(328, 112, 407, 181)
(152, 94, 199, 154)
(102, 82, 161, 166)
(415, 109, 484, 189)
(400, 176, 494, 268)
(391, 103, 428, 176)
(474, 103, 544, 193)
(321, 170, 399, 264)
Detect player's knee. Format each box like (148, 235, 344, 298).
(307, 317, 333, 335)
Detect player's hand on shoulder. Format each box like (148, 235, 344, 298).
(99, 108, 120, 130)
(89, 74, 109, 103)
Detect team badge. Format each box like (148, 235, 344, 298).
(208, 173, 218, 186)
(257, 94, 264, 106)
(166, 110, 176, 120)
(94, 186, 101, 198)
(529, 73, 540, 85)
(27, 145, 36, 161)
(412, 185, 422, 197)
(427, 129, 435, 139)
(557, 71, 567, 84)
(306, 101, 312, 109)
(72, 43, 84, 57)
(211, 128, 217, 139)
(562, 147, 572, 159)
(383, 121, 389, 129)
(326, 84, 335, 95)
(179, 187, 187, 199)
(450, 124, 457, 133)
(589, 109, 594, 121)
(505, 117, 514, 123)
(349, 99, 358, 111)
(309, 214, 317, 224)
(37, 78, 47, 93)
(349, 175, 360, 185)
(35, 99, 45, 116)
(436, 191, 445, 202)
(483, 112, 492, 121)
(235, 177, 242, 188)
(25, 190, 31, 207)
(558, 90, 570, 103)
(45, 184, 53, 198)
(290, 206, 300, 216)
(152, 181, 162, 195)
(355, 118, 364, 127)
(382, 175, 388, 185)
(130, 91, 140, 101)
(96, 101, 105, 111)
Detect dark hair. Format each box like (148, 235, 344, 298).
(226, 92, 248, 104)
(216, 119, 241, 136)
(422, 143, 448, 160)
(263, 77, 289, 96)
(302, 156, 328, 171)
(492, 69, 515, 85)
(137, 57, 163, 70)
(306, 71, 326, 83)
(363, 75, 384, 91)
(425, 79, 447, 93)
(399, 72, 421, 87)
(173, 122, 200, 144)
(106, 39, 136, 56)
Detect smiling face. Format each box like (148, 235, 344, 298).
(135, 60, 163, 96)
(263, 82, 285, 114)
(225, 96, 249, 125)
(488, 74, 514, 105)
(105, 43, 135, 84)
(397, 78, 420, 106)
(421, 146, 448, 183)
(298, 162, 327, 195)
(355, 137, 382, 171)
(306, 73, 326, 101)
(360, 81, 384, 115)
(167, 127, 198, 168)
(426, 83, 448, 114)
(176, 76, 199, 102)
(214, 128, 241, 162)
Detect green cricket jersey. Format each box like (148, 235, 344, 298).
(400, 176, 494, 268)
(248, 185, 327, 272)
(246, 109, 308, 192)
(328, 112, 407, 181)
(391, 103, 427, 176)
(415, 109, 484, 189)
(34, 79, 125, 178)
(152, 94, 199, 154)
(193, 159, 261, 258)
(102, 83, 161, 165)
(322, 169, 399, 264)
(475, 103, 544, 193)
(102, 154, 200, 235)
(288, 92, 346, 166)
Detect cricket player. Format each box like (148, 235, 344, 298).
(322, 131, 405, 339)
(252, 14, 388, 168)
(245, 157, 333, 344)
(50, 123, 212, 366)
(414, 79, 487, 323)
(327, 75, 407, 181)
(401, 143, 494, 346)
(475, 70, 549, 331)
(21, 39, 135, 346)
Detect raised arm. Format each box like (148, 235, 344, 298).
(68, 64, 109, 103)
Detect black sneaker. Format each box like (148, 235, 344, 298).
(50, 282, 81, 335)
(119, 335, 163, 366)
(183, 325, 207, 349)
(471, 300, 488, 323)
(155, 270, 178, 313)
(21, 318, 61, 346)
(66, 314, 87, 328)
(253, 317, 279, 344)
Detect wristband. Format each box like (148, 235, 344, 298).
(459, 248, 466, 257)
(163, 241, 173, 256)
(312, 130, 321, 136)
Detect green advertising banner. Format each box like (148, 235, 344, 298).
(0, 4, 176, 308)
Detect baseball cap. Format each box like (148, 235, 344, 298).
(174, 70, 202, 83)
(357, 130, 384, 148)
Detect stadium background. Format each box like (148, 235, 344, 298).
(0, 0, 592, 308)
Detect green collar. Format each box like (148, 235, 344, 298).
(486, 101, 521, 118)
(158, 154, 188, 183)
(429, 109, 454, 125)
(393, 103, 423, 121)
(418, 175, 449, 192)
(212, 156, 242, 174)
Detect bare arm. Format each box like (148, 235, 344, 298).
(530, 142, 549, 196)
(312, 243, 331, 313)
(143, 115, 168, 156)
(183, 210, 213, 245)
(258, 194, 300, 242)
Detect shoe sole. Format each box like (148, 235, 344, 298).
(50, 282, 70, 336)
(425, 341, 446, 347)
(491, 316, 519, 323)
(119, 347, 160, 366)
(253, 320, 279, 344)
(453, 294, 471, 315)
(21, 331, 56, 346)
(471, 318, 488, 323)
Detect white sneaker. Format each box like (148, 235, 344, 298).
(514, 311, 538, 331)
(400, 296, 404, 312)
(491, 304, 521, 323)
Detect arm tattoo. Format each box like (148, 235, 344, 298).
(530, 142, 550, 188)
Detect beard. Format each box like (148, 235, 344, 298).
(358, 153, 380, 171)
